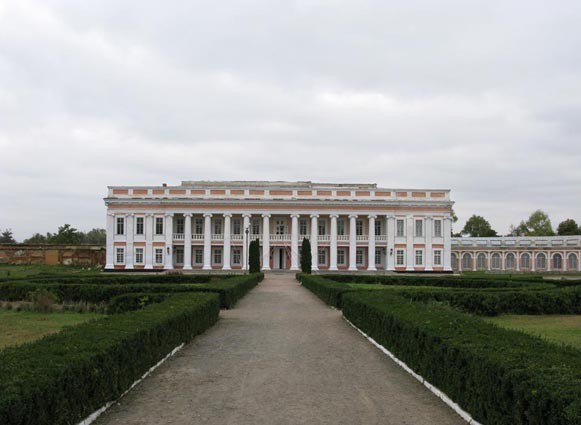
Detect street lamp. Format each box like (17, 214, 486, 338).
(245, 225, 250, 274)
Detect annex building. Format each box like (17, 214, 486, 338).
(104, 181, 454, 272)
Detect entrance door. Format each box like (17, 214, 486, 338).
(278, 248, 285, 269)
(273, 247, 286, 270)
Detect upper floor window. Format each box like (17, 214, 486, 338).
(374, 220, 382, 235)
(356, 220, 363, 236)
(396, 219, 405, 237)
(135, 217, 144, 235)
(194, 218, 203, 234)
(116, 217, 124, 235)
(233, 218, 242, 235)
(213, 219, 222, 235)
(275, 219, 286, 235)
(337, 219, 345, 236)
(175, 217, 184, 234)
(299, 219, 308, 235)
(318, 220, 327, 236)
(155, 217, 164, 235)
(434, 219, 442, 238)
(252, 218, 261, 235)
(415, 219, 423, 237)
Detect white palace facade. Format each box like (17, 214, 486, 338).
(104, 181, 454, 272)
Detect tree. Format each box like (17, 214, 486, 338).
(23, 233, 49, 244)
(248, 239, 261, 273)
(557, 219, 580, 235)
(81, 228, 106, 245)
(461, 215, 497, 237)
(524, 210, 555, 236)
(508, 221, 528, 236)
(300, 237, 312, 274)
(49, 224, 82, 244)
(0, 229, 16, 244)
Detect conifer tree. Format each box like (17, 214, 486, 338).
(300, 237, 312, 274)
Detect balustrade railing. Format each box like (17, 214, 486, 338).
(270, 234, 291, 241)
(173, 233, 184, 240)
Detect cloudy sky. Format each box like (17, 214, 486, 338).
(1, 0, 580, 240)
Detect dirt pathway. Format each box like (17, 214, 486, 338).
(96, 273, 464, 425)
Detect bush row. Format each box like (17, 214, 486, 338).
(342, 291, 581, 425)
(5, 274, 218, 285)
(0, 273, 264, 309)
(107, 293, 167, 314)
(298, 274, 372, 308)
(0, 292, 220, 425)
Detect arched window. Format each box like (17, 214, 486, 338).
(477, 253, 487, 270)
(451, 253, 459, 271)
(506, 253, 515, 270)
(520, 253, 531, 270)
(536, 253, 546, 270)
(553, 253, 563, 270)
(568, 253, 578, 271)
(491, 253, 501, 270)
(462, 253, 473, 270)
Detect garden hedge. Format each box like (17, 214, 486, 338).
(10, 274, 217, 285)
(0, 292, 220, 425)
(342, 291, 581, 425)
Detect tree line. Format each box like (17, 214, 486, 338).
(0, 225, 106, 245)
(459, 210, 581, 237)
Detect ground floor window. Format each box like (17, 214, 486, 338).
(477, 253, 487, 270)
(506, 253, 516, 270)
(233, 248, 241, 265)
(155, 248, 164, 265)
(135, 248, 144, 264)
(375, 248, 382, 266)
(356, 249, 364, 265)
(337, 249, 345, 265)
(553, 253, 563, 270)
(415, 250, 423, 266)
(396, 249, 405, 266)
(520, 253, 530, 269)
(318, 248, 327, 266)
(213, 248, 222, 265)
(175, 246, 184, 264)
(434, 250, 442, 266)
(491, 253, 501, 269)
(569, 253, 579, 270)
(462, 253, 472, 270)
(194, 249, 203, 264)
(116, 248, 124, 264)
(536, 253, 546, 270)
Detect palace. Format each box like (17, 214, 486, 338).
(104, 181, 454, 272)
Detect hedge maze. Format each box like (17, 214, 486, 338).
(0, 271, 263, 425)
(297, 273, 581, 425)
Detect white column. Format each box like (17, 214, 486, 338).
(443, 217, 452, 271)
(516, 251, 521, 272)
(386, 215, 395, 271)
(425, 216, 433, 271)
(368, 215, 377, 271)
(290, 214, 300, 271)
(223, 214, 232, 270)
(125, 214, 134, 269)
(164, 213, 174, 270)
(547, 252, 552, 272)
(472, 251, 477, 271)
(348, 215, 357, 271)
(406, 215, 414, 271)
(262, 214, 271, 271)
(242, 214, 251, 271)
(105, 212, 115, 269)
(183, 214, 192, 270)
(311, 214, 319, 271)
(144, 214, 153, 269)
(531, 252, 536, 272)
(203, 213, 212, 270)
(563, 251, 567, 272)
(329, 214, 338, 271)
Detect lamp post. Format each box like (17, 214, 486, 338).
(245, 225, 250, 274)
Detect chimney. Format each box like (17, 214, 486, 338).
(162, 183, 167, 187)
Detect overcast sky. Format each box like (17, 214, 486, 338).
(1, 0, 580, 240)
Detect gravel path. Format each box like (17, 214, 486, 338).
(95, 273, 464, 425)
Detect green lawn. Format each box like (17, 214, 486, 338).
(0, 264, 101, 280)
(0, 310, 105, 350)
(484, 315, 581, 350)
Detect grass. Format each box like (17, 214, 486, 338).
(484, 314, 581, 350)
(0, 310, 105, 350)
(0, 264, 101, 280)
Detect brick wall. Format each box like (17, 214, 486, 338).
(0, 244, 106, 267)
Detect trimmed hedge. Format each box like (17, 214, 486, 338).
(0, 292, 220, 425)
(0, 273, 264, 309)
(342, 291, 581, 425)
(10, 274, 216, 285)
(298, 274, 374, 308)
(107, 293, 167, 314)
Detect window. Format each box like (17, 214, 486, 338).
(233, 219, 241, 235)
(520, 253, 530, 270)
(553, 253, 563, 270)
(115, 247, 124, 263)
(194, 249, 203, 265)
(116, 217, 124, 235)
(434, 250, 442, 266)
(275, 219, 285, 235)
(374, 220, 382, 236)
(233, 248, 241, 265)
(434, 220, 442, 238)
(506, 253, 515, 270)
(415, 250, 423, 266)
(396, 249, 405, 266)
(356, 249, 364, 265)
(175, 246, 184, 264)
(252, 218, 261, 235)
(415, 219, 423, 237)
(337, 249, 345, 265)
(175, 217, 184, 234)
(135, 217, 144, 235)
(213, 248, 222, 264)
(569, 254, 578, 270)
(318, 220, 326, 236)
(135, 248, 144, 264)
(396, 219, 405, 237)
(492, 253, 501, 269)
(155, 248, 164, 265)
(536, 253, 546, 270)
(318, 249, 327, 265)
(194, 218, 203, 234)
(375, 248, 382, 265)
(213, 219, 222, 235)
(155, 217, 164, 235)
(477, 253, 487, 270)
(337, 219, 345, 236)
(356, 220, 363, 236)
(462, 253, 472, 270)
(299, 219, 308, 235)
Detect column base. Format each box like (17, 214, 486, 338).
(290, 266, 300, 271)
(105, 264, 114, 270)
(164, 266, 174, 270)
(406, 266, 414, 272)
(425, 267, 433, 272)
(367, 267, 377, 271)
(144, 264, 153, 270)
(183, 265, 193, 270)
(202, 265, 212, 270)
(348, 266, 357, 271)
(222, 266, 232, 271)
(386, 266, 395, 271)
(312, 267, 319, 272)
(444, 266, 453, 272)
(125, 265, 134, 270)
(329, 266, 338, 271)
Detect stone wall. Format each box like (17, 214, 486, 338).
(0, 244, 106, 267)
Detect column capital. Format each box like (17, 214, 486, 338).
(107, 212, 116, 217)
(242, 213, 252, 218)
(184, 213, 193, 217)
(164, 213, 174, 218)
(126, 213, 134, 218)
(425, 215, 433, 220)
(386, 214, 395, 219)
(223, 213, 232, 218)
(145, 213, 154, 217)
(290, 213, 300, 219)
(348, 214, 358, 219)
(310, 214, 319, 219)
(203, 212, 213, 218)
(329, 214, 339, 219)
(368, 214, 377, 219)
(262, 213, 271, 219)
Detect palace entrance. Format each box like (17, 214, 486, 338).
(273, 247, 286, 270)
